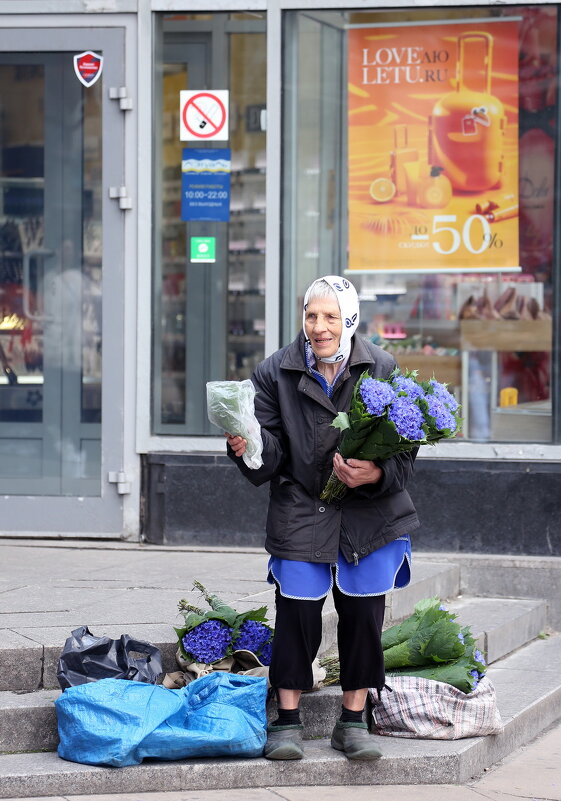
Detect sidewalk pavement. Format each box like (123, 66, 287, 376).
(1, 538, 560, 801)
(5, 722, 561, 801)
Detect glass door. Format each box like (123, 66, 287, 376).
(153, 15, 267, 435)
(0, 28, 125, 534)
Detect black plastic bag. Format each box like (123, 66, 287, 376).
(57, 626, 163, 690)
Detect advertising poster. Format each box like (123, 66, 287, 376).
(181, 148, 231, 222)
(347, 19, 519, 272)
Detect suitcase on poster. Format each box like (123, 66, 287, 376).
(429, 32, 506, 192)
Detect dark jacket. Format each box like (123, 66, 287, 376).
(229, 332, 419, 564)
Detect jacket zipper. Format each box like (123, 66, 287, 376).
(341, 524, 360, 566)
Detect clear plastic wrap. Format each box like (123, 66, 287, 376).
(206, 379, 263, 469)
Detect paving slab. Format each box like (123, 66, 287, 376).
(66, 793, 286, 801)
(474, 722, 561, 801)
(0, 545, 270, 588)
(0, 689, 59, 752)
(264, 790, 486, 801)
(0, 783, 556, 801)
(0, 630, 43, 692)
(447, 596, 547, 662)
(416, 551, 561, 630)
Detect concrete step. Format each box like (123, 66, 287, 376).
(446, 595, 547, 663)
(1, 594, 547, 755)
(0, 560, 461, 693)
(0, 634, 559, 798)
(385, 559, 460, 625)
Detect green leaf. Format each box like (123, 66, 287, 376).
(383, 640, 414, 669)
(179, 608, 239, 628)
(331, 411, 351, 431)
(387, 656, 477, 693)
(237, 606, 271, 625)
(380, 599, 441, 650)
(382, 598, 465, 668)
(174, 625, 190, 659)
(179, 611, 208, 630)
(420, 621, 465, 663)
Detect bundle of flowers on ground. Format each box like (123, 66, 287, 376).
(320, 369, 461, 502)
(320, 596, 486, 694)
(174, 580, 274, 668)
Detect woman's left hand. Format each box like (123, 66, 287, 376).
(333, 452, 383, 488)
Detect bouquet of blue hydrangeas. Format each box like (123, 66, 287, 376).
(174, 580, 274, 667)
(320, 369, 461, 502)
(321, 597, 487, 694)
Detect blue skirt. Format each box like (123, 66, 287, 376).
(267, 535, 411, 600)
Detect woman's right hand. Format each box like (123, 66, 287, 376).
(225, 433, 247, 457)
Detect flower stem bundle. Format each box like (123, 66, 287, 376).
(320, 370, 461, 502)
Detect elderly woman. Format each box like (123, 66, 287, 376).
(226, 275, 419, 761)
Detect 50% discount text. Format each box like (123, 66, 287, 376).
(406, 214, 505, 256)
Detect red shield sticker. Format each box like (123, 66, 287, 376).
(73, 51, 103, 87)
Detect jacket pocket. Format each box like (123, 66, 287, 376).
(266, 476, 295, 545)
(376, 490, 416, 526)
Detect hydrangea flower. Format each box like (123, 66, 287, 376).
(320, 368, 460, 503)
(457, 631, 465, 644)
(469, 669, 480, 689)
(429, 379, 459, 412)
(259, 640, 273, 666)
(182, 619, 233, 664)
(425, 394, 457, 433)
(393, 375, 425, 401)
(474, 649, 486, 666)
(359, 378, 396, 416)
(388, 396, 425, 440)
(234, 619, 272, 655)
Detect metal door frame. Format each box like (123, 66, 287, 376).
(151, 38, 211, 434)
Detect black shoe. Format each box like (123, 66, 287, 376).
(263, 723, 304, 760)
(330, 720, 382, 760)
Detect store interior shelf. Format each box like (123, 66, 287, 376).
(405, 319, 458, 332)
(460, 319, 552, 351)
(394, 353, 461, 386)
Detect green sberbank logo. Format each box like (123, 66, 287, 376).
(190, 236, 216, 263)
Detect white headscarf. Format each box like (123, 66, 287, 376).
(302, 275, 360, 363)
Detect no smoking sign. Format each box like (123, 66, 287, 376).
(180, 90, 229, 142)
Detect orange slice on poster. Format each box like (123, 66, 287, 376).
(369, 177, 396, 203)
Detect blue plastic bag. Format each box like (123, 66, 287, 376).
(55, 672, 267, 766)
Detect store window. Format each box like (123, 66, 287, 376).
(283, 5, 557, 444)
(153, 13, 266, 434)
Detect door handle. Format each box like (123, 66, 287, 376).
(22, 248, 55, 322)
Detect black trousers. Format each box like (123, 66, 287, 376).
(269, 580, 386, 693)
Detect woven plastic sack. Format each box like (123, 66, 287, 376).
(369, 675, 503, 740)
(206, 380, 263, 469)
(56, 672, 267, 766)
